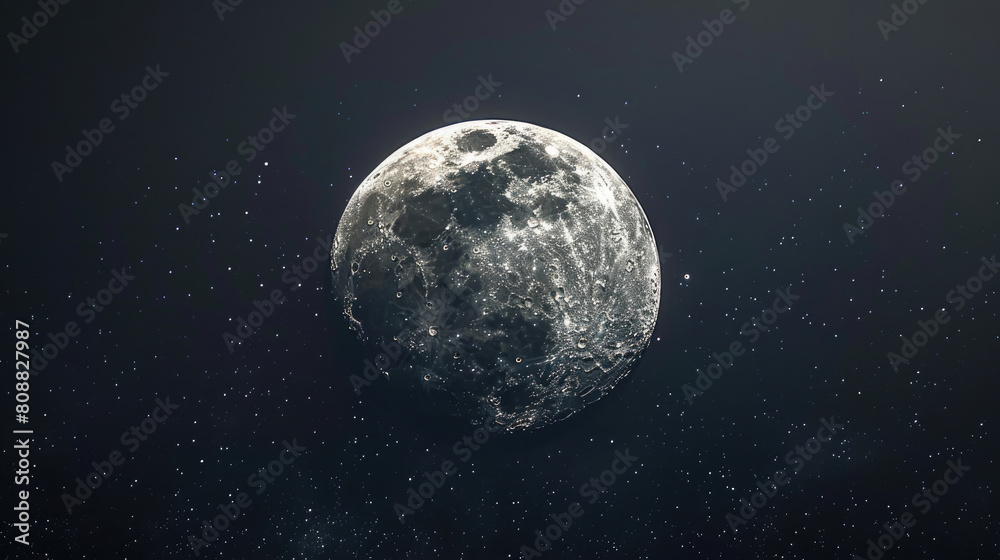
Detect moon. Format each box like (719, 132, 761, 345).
(332, 120, 660, 432)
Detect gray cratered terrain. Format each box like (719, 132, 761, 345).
(333, 120, 659, 432)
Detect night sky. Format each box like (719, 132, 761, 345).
(3, 0, 998, 558)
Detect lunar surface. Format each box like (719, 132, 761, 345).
(332, 120, 660, 432)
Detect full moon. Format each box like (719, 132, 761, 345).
(332, 120, 660, 432)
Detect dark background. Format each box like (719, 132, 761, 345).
(2, 0, 998, 558)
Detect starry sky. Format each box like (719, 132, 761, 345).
(2, 0, 998, 558)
